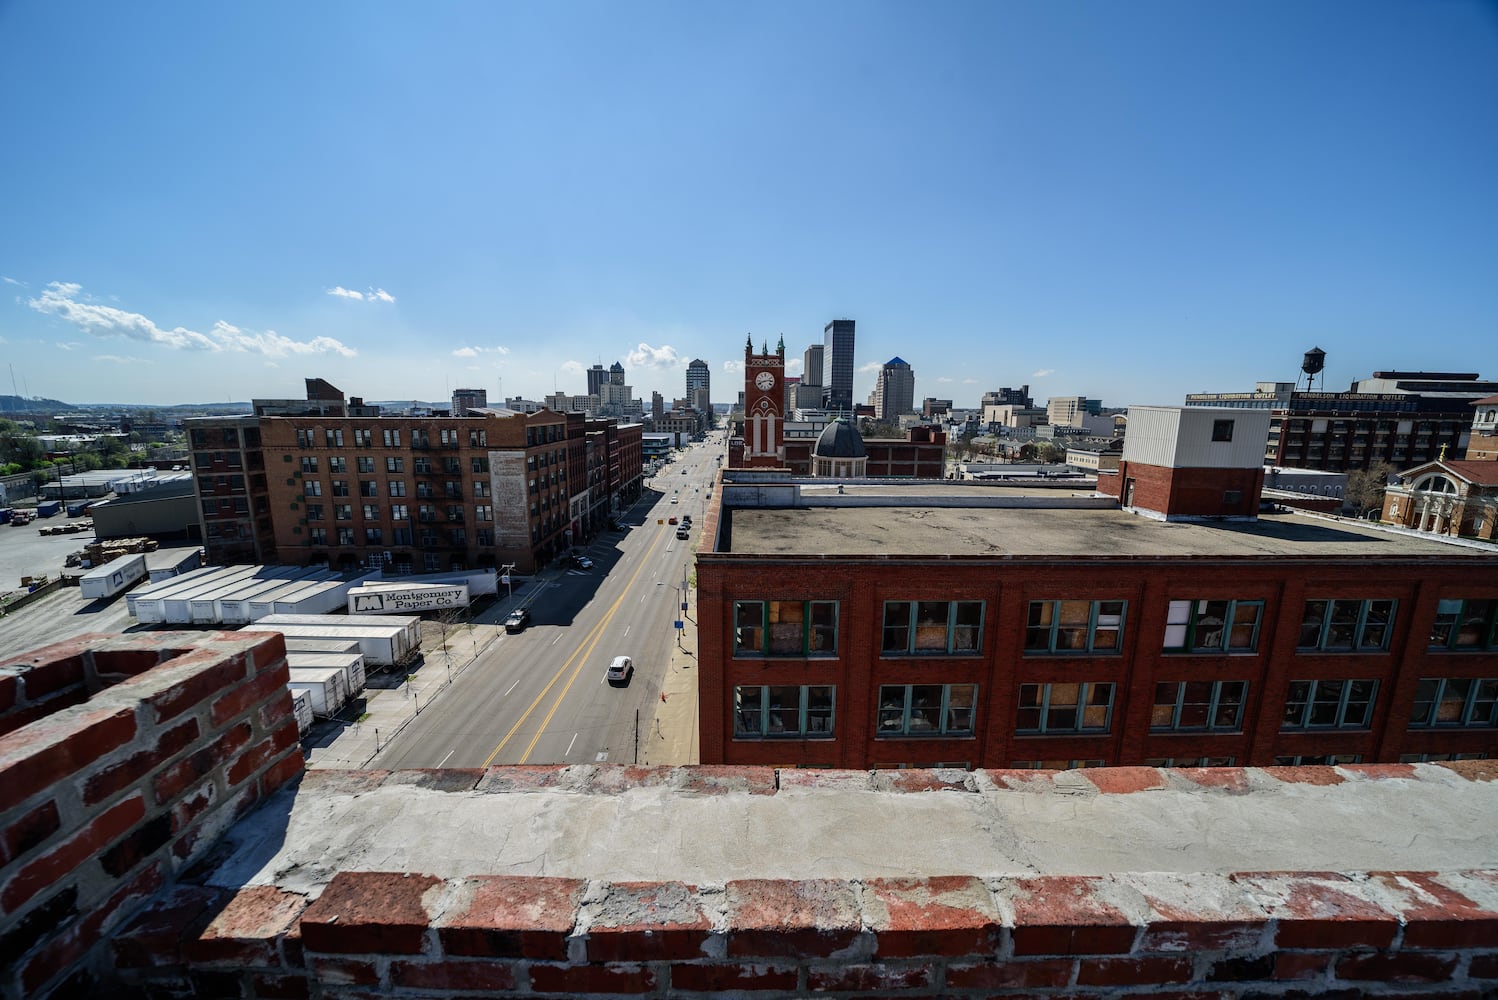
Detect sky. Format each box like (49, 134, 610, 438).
(2, 2, 1496, 410)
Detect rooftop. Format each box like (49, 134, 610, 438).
(720, 503, 1477, 559)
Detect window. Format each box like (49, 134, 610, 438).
(386, 456, 404, 473)
(354, 429, 372, 447)
(1400, 752, 1489, 763)
(446, 505, 464, 523)
(1298, 599, 1396, 651)
(1281, 679, 1379, 730)
(360, 480, 378, 497)
(1144, 757, 1236, 768)
(325, 428, 344, 447)
(734, 686, 835, 739)
(305, 504, 324, 521)
(444, 457, 462, 474)
(469, 429, 487, 447)
(382, 429, 401, 447)
(474, 481, 490, 497)
(362, 504, 380, 520)
(1151, 681, 1247, 731)
(331, 480, 349, 497)
(300, 456, 318, 473)
(337, 527, 355, 545)
(389, 480, 406, 497)
(392, 527, 412, 545)
(303, 480, 322, 497)
(1409, 678, 1498, 728)
(391, 504, 409, 521)
(1025, 601, 1125, 653)
(475, 505, 492, 521)
(357, 456, 375, 474)
(448, 528, 466, 545)
(1430, 599, 1498, 651)
(881, 601, 983, 655)
(472, 457, 490, 474)
(877, 684, 976, 737)
(365, 528, 383, 544)
(424, 553, 441, 571)
(309, 527, 327, 545)
(328, 456, 347, 474)
(1011, 759, 1108, 770)
(1017, 683, 1113, 733)
(335, 504, 353, 521)
(734, 601, 838, 656)
(1163, 600, 1263, 652)
(476, 528, 493, 546)
(1273, 755, 1362, 766)
(1212, 419, 1234, 442)
(296, 429, 314, 448)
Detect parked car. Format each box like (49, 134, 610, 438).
(676, 529, 690, 540)
(503, 608, 531, 633)
(606, 655, 633, 684)
(570, 554, 594, 570)
(670, 497, 679, 504)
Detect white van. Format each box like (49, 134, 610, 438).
(606, 655, 633, 684)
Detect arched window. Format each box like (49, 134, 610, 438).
(1413, 474, 1457, 494)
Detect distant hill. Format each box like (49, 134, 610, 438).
(0, 395, 74, 412)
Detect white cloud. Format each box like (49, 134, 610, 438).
(56, 342, 82, 352)
(2, 276, 22, 287)
(786, 359, 803, 376)
(722, 360, 742, 374)
(857, 361, 882, 375)
(625, 342, 680, 369)
(1032, 368, 1055, 377)
(465, 365, 481, 372)
(93, 354, 145, 365)
(454, 345, 510, 358)
(560, 360, 585, 375)
(936, 376, 954, 383)
(327, 285, 396, 304)
(452, 347, 478, 358)
(31, 282, 356, 358)
(962, 378, 978, 384)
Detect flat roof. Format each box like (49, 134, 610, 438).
(720, 503, 1481, 559)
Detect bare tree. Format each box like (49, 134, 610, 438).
(1347, 461, 1396, 516)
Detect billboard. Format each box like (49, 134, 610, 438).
(348, 583, 470, 615)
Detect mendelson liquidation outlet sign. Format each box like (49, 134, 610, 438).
(348, 584, 471, 615)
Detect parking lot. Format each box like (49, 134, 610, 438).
(0, 513, 99, 590)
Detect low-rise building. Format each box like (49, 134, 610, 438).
(1381, 459, 1498, 543)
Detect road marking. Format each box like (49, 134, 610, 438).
(551, 633, 561, 645)
(504, 679, 520, 696)
(481, 523, 669, 767)
(565, 732, 577, 756)
(623, 625, 630, 637)
(438, 749, 456, 768)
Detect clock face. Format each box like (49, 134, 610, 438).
(755, 371, 776, 391)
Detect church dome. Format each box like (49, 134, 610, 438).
(814, 419, 866, 459)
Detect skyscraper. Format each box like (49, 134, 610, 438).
(803, 345, 824, 389)
(871, 357, 915, 422)
(609, 362, 625, 386)
(586, 364, 607, 398)
(686, 358, 711, 412)
(823, 319, 855, 414)
(450, 388, 488, 416)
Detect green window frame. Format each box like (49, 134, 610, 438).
(881, 601, 984, 655)
(1409, 678, 1498, 728)
(1143, 757, 1237, 767)
(1429, 600, 1498, 651)
(1150, 681, 1247, 731)
(1016, 682, 1114, 733)
(1281, 679, 1379, 730)
(733, 685, 835, 739)
(1163, 600, 1263, 652)
(733, 601, 838, 657)
(1273, 754, 1363, 766)
(1025, 601, 1126, 654)
(1297, 599, 1396, 652)
(876, 684, 977, 737)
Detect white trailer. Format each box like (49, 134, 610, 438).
(348, 582, 470, 615)
(270, 573, 376, 616)
(127, 565, 226, 621)
(379, 568, 499, 598)
(243, 572, 334, 621)
(132, 566, 260, 624)
(290, 688, 314, 735)
(282, 638, 363, 656)
(78, 553, 147, 601)
(145, 547, 202, 583)
(287, 651, 366, 698)
(241, 621, 413, 668)
(287, 665, 349, 717)
(255, 613, 421, 656)
(217, 576, 310, 626)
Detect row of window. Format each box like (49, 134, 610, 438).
(730, 597, 1498, 658)
(302, 526, 495, 547)
(731, 677, 1498, 740)
(294, 428, 491, 449)
(300, 503, 492, 523)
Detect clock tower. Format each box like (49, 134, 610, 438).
(743, 334, 786, 468)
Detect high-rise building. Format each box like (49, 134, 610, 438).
(823, 319, 855, 414)
(651, 391, 664, 423)
(451, 388, 487, 416)
(803, 345, 824, 390)
(871, 357, 915, 422)
(686, 358, 711, 412)
(586, 364, 608, 398)
(609, 362, 625, 386)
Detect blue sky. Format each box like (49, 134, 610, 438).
(2, 2, 1495, 409)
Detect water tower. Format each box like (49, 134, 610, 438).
(1299, 347, 1326, 391)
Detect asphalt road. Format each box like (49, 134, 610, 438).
(374, 436, 719, 768)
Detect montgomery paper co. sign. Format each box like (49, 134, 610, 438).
(348, 585, 470, 614)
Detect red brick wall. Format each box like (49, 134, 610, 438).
(0, 632, 304, 999)
(1114, 461, 1264, 519)
(108, 763, 1498, 999)
(696, 552, 1498, 769)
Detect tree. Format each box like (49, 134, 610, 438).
(1347, 461, 1395, 516)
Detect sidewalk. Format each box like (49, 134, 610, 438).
(303, 570, 556, 769)
(639, 583, 701, 766)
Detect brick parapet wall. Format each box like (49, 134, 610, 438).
(101, 762, 1498, 998)
(0, 631, 306, 1000)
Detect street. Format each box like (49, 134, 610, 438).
(374, 436, 718, 767)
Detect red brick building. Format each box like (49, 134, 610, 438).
(697, 408, 1498, 769)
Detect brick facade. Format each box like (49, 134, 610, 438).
(1099, 461, 1265, 520)
(697, 552, 1498, 769)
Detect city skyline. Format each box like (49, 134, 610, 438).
(3, 3, 1495, 408)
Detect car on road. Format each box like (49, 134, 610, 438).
(670, 497, 678, 504)
(668, 516, 678, 524)
(675, 529, 690, 540)
(606, 655, 633, 684)
(503, 608, 531, 633)
(569, 554, 594, 570)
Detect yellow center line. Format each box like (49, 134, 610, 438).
(481, 525, 670, 768)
